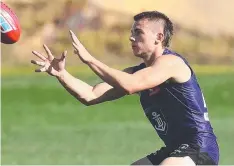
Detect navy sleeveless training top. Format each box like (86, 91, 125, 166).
(132, 48, 219, 164)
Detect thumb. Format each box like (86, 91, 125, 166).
(60, 50, 67, 61)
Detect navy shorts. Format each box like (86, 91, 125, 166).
(147, 144, 216, 165)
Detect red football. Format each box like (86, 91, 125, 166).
(1, 2, 21, 44)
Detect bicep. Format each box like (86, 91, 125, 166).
(135, 66, 170, 85)
(129, 57, 180, 93)
(131, 66, 170, 92)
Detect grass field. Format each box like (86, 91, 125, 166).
(1, 67, 234, 165)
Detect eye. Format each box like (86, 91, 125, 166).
(135, 30, 142, 35)
(135, 31, 140, 35)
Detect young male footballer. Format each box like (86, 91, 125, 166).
(31, 11, 219, 165)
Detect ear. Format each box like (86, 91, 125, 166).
(155, 33, 164, 45)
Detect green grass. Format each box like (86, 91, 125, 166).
(1, 71, 234, 164)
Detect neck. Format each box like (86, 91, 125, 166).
(143, 47, 165, 67)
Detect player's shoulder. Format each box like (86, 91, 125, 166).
(162, 49, 191, 66)
(154, 54, 186, 67)
(154, 54, 191, 83)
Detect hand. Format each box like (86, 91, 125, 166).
(69, 30, 95, 64)
(31, 44, 67, 77)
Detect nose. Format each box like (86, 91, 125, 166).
(129, 36, 135, 42)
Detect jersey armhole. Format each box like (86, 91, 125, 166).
(132, 63, 146, 73)
(169, 57, 195, 85)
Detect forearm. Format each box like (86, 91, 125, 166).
(56, 70, 96, 105)
(87, 59, 134, 94)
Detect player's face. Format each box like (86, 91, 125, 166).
(130, 19, 159, 57)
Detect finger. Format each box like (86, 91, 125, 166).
(69, 30, 81, 45)
(31, 60, 45, 66)
(35, 67, 47, 72)
(60, 50, 67, 61)
(32, 51, 47, 61)
(43, 44, 54, 61)
(72, 42, 79, 50)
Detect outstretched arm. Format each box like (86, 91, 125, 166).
(69, 30, 190, 95)
(31, 45, 134, 106)
(57, 67, 134, 106)
(83, 56, 177, 95)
